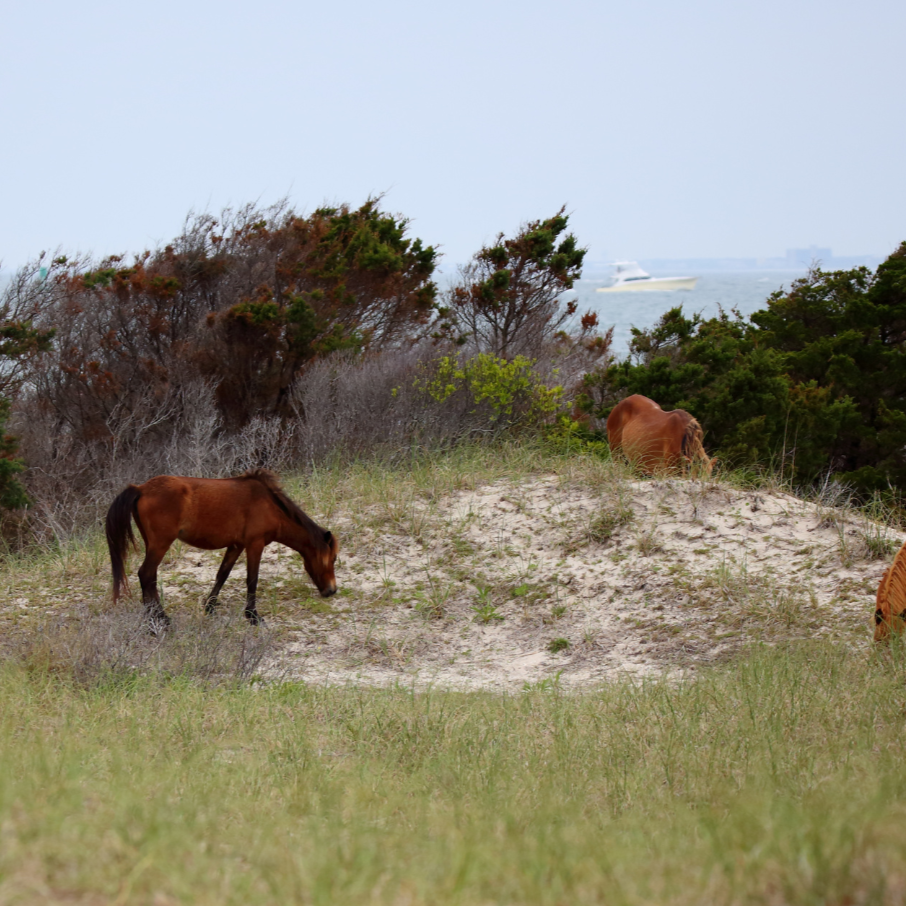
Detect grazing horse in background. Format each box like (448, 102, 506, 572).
(106, 469, 339, 628)
(607, 394, 714, 476)
(874, 540, 906, 641)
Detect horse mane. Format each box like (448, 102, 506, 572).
(680, 417, 705, 459)
(239, 469, 326, 543)
(878, 541, 906, 620)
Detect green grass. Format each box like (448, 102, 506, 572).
(3, 439, 906, 901)
(471, 603, 504, 623)
(1, 643, 906, 903)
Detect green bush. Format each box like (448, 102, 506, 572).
(0, 398, 27, 510)
(582, 243, 906, 492)
(0, 309, 53, 513)
(415, 353, 564, 429)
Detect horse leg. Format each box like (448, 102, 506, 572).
(204, 544, 244, 614)
(138, 544, 171, 631)
(244, 540, 265, 626)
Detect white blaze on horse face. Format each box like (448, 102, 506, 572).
(301, 549, 337, 597)
(319, 552, 338, 596)
(323, 548, 338, 593)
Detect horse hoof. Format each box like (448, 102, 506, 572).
(245, 612, 263, 627)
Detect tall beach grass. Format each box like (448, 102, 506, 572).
(0, 642, 904, 904)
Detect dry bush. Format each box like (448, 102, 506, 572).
(1, 603, 275, 688)
(290, 349, 421, 462)
(532, 326, 614, 408)
(8, 343, 583, 546)
(12, 379, 246, 540)
(291, 344, 575, 464)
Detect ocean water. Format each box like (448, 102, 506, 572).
(571, 270, 808, 357)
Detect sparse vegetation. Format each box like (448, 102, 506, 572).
(860, 522, 900, 560)
(587, 505, 634, 542)
(633, 521, 663, 556)
(682, 558, 827, 641)
(565, 485, 635, 553)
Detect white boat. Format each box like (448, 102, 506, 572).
(595, 261, 697, 293)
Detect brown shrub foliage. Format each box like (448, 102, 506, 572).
(1, 202, 612, 544)
(18, 198, 437, 446)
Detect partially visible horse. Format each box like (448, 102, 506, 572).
(106, 469, 339, 628)
(874, 540, 906, 641)
(607, 394, 714, 476)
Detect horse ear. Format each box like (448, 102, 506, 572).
(324, 531, 333, 544)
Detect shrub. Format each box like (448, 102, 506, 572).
(14, 198, 437, 445)
(415, 353, 564, 430)
(0, 271, 54, 514)
(4, 604, 274, 688)
(435, 208, 589, 358)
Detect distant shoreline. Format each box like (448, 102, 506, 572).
(581, 256, 883, 279)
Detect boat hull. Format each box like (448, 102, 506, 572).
(596, 276, 697, 293)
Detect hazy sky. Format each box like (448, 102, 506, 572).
(2, 0, 904, 270)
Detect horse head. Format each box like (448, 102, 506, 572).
(303, 530, 339, 597)
(873, 563, 906, 642)
(873, 606, 906, 642)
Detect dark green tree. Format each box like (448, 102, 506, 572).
(751, 243, 906, 488)
(0, 293, 55, 509)
(199, 200, 437, 427)
(0, 399, 28, 510)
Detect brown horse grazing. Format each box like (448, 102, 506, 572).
(874, 540, 906, 641)
(607, 394, 714, 476)
(106, 469, 339, 628)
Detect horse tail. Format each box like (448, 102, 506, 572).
(681, 417, 712, 475)
(106, 485, 142, 604)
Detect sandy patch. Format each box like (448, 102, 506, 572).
(159, 472, 900, 691)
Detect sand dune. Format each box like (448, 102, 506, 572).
(163, 473, 899, 690)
